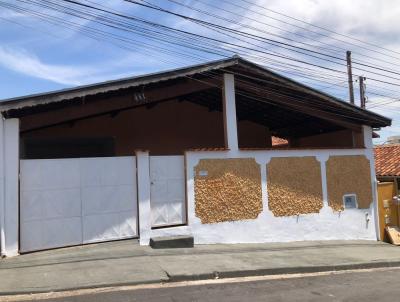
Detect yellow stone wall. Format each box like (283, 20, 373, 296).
(194, 158, 262, 224)
(326, 155, 372, 211)
(267, 157, 323, 217)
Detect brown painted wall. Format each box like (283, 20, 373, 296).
(238, 121, 272, 148)
(21, 100, 269, 156)
(291, 129, 364, 148)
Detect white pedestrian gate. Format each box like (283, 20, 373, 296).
(20, 157, 138, 252)
(150, 156, 186, 227)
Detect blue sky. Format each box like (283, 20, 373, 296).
(1, 0, 400, 143)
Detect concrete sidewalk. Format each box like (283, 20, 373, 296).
(0, 240, 399, 295)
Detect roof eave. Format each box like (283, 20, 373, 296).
(233, 59, 391, 127)
(0, 57, 240, 112)
(0, 56, 391, 128)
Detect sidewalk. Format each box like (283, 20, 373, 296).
(0, 240, 399, 295)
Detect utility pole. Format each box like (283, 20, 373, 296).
(359, 76, 366, 109)
(346, 51, 355, 105)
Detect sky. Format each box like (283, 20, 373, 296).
(0, 0, 400, 144)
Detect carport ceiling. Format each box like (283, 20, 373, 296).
(180, 88, 344, 139)
(13, 77, 354, 138)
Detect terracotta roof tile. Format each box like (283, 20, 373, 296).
(272, 136, 289, 147)
(186, 147, 229, 152)
(374, 145, 400, 176)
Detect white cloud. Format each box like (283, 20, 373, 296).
(0, 10, 22, 19)
(366, 97, 400, 143)
(0, 46, 166, 86)
(0, 46, 100, 85)
(251, 0, 400, 39)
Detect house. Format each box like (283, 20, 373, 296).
(0, 57, 391, 257)
(375, 142, 400, 190)
(374, 143, 400, 238)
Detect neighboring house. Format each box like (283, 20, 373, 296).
(375, 144, 400, 193)
(374, 144, 400, 238)
(0, 57, 391, 257)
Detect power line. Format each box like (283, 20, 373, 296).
(35, 0, 349, 74)
(131, 0, 400, 81)
(164, 0, 400, 73)
(0, 1, 217, 66)
(6, 1, 400, 98)
(236, 0, 400, 57)
(119, 0, 400, 86)
(2, 0, 344, 88)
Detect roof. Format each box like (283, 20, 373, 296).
(272, 136, 289, 147)
(0, 56, 391, 129)
(374, 145, 400, 176)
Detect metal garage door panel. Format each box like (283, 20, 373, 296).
(80, 157, 138, 244)
(20, 157, 138, 253)
(150, 156, 186, 228)
(21, 217, 83, 252)
(20, 159, 82, 252)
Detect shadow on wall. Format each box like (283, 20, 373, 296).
(267, 157, 323, 217)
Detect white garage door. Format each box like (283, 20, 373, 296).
(150, 156, 186, 228)
(20, 157, 138, 253)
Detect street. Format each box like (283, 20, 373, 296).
(5, 267, 400, 302)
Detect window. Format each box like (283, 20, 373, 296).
(343, 194, 357, 209)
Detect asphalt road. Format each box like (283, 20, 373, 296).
(9, 268, 400, 302)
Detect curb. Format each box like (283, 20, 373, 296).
(2, 261, 400, 296)
(167, 261, 400, 282)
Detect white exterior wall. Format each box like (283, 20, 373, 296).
(0, 118, 20, 257)
(146, 73, 379, 244)
(149, 140, 378, 244)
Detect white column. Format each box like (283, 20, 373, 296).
(318, 155, 329, 207)
(223, 73, 239, 151)
(0, 117, 5, 256)
(363, 125, 373, 149)
(363, 125, 380, 239)
(3, 118, 19, 256)
(136, 151, 152, 245)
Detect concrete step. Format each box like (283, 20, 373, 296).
(150, 235, 194, 249)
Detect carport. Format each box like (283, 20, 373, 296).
(0, 57, 390, 256)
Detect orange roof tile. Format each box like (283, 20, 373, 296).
(186, 147, 229, 152)
(374, 145, 400, 176)
(272, 136, 289, 147)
